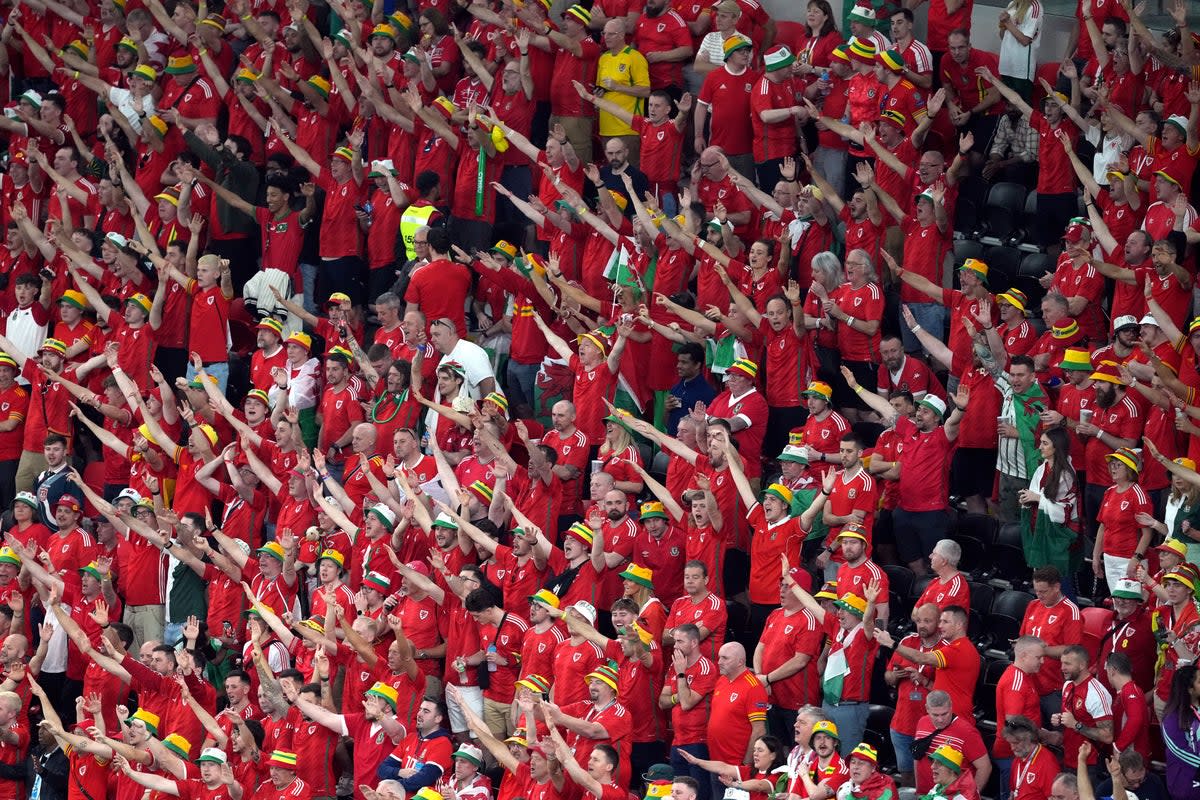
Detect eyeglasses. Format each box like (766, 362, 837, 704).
(413, 238, 429, 245)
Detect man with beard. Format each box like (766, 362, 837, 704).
(587, 490, 639, 612)
(543, 662, 633, 788)
(378, 696, 455, 791)
(911, 691, 990, 794)
(1052, 646, 1113, 773)
(788, 719, 850, 800)
(885, 603, 942, 788)
(1073, 361, 1142, 545)
(877, 335, 944, 402)
(1106, 576, 1156, 693)
(999, 716, 1058, 800)
(1092, 225, 1190, 331)
(837, 744, 899, 800)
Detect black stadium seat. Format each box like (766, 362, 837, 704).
(991, 589, 1035, 618)
(883, 565, 915, 604)
(955, 513, 999, 547)
(979, 182, 1028, 245)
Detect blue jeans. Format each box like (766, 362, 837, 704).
(185, 361, 229, 395)
(301, 262, 319, 314)
(901, 302, 947, 355)
(671, 743, 712, 799)
(995, 757, 1012, 800)
(822, 702, 870, 757)
(891, 729, 915, 773)
(506, 360, 541, 414)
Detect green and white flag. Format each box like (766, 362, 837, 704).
(822, 626, 861, 705)
(603, 245, 633, 285)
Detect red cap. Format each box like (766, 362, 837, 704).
(405, 560, 430, 577)
(1063, 222, 1088, 244)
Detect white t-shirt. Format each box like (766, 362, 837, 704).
(696, 32, 730, 68)
(998, 0, 1042, 80)
(445, 339, 495, 400)
(106, 87, 158, 133)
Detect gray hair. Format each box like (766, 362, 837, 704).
(375, 292, 401, 310)
(925, 690, 952, 709)
(1043, 292, 1070, 313)
(797, 705, 828, 724)
(811, 251, 843, 290)
(846, 249, 878, 283)
(932, 539, 961, 566)
(1013, 635, 1044, 656)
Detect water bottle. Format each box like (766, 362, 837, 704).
(487, 643, 498, 672)
(819, 69, 831, 98)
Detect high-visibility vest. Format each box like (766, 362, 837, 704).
(399, 202, 438, 261)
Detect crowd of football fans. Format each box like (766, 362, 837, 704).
(0, 0, 1198, 797)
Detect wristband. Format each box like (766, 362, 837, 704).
(853, 385, 865, 395)
(846, 316, 855, 327)
(911, 324, 922, 333)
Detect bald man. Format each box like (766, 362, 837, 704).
(707, 642, 769, 796)
(342, 422, 387, 513)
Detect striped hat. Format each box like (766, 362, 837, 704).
(199, 13, 227, 31)
(154, 186, 181, 206)
(1156, 539, 1188, 559)
(241, 388, 270, 410)
(815, 581, 838, 600)
(850, 743, 878, 765)
(165, 54, 197, 74)
(129, 64, 158, 82)
(762, 45, 795, 72)
(831, 43, 851, 62)
(564, 4, 591, 25)
(505, 728, 530, 747)
(266, 751, 298, 770)
(529, 588, 560, 609)
(1051, 319, 1081, 341)
(586, 663, 620, 692)
(565, 522, 594, 546)
(257, 317, 284, 336)
(1105, 447, 1141, 475)
(327, 346, 354, 364)
(838, 523, 869, 543)
(1089, 359, 1126, 385)
(727, 358, 758, 380)
(878, 109, 906, 129)
(0, 547, 20, 567)
(484, 392, 509, 414)
(468, 480, 494, 505)
(40, 338, 67, 356)
(64, 38, 89, 59)
(414, 790, 444, 800)
(364, 571, 391, 593)
(788, 431, 804, 446)
(117, 36, 138, 53)
(1057, 348, 1093, 372)
(847, 37, 877, 63)
(877, 49, 905, 72)
(930, 745, 964, 774)
(997, 288, 1027, 312)
(365, 681, 399, 710)
(723, 33, 752, 61)
(195, 424, 218, 448)
(0, 354, 16, 372)
(163, 734, 191, 759)
(639, 501, 668, 520)
(1165, 569, 1196, 591)
(619, 563, 654, 589)
(628, 621, 654, 645)
(58, 289, 88, 310)
(332, 146, 355, 162)
(516, 673, 552, 695)
(307, 75, 332, 99)
(763, 483, 793, 506)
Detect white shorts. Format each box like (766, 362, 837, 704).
(445, 683, 484, 735)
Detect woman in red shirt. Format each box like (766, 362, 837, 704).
(598, 415, 644, 504)
(1095, 447, 1154, 588)
(678, 735, 789, 800)
(795, 0, 844, 78)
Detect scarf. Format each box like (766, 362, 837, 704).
(1010, 381, 1047, 477)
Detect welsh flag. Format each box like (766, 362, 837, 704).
(602, 244, 657, 297)
(822, 626, 863, 704)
